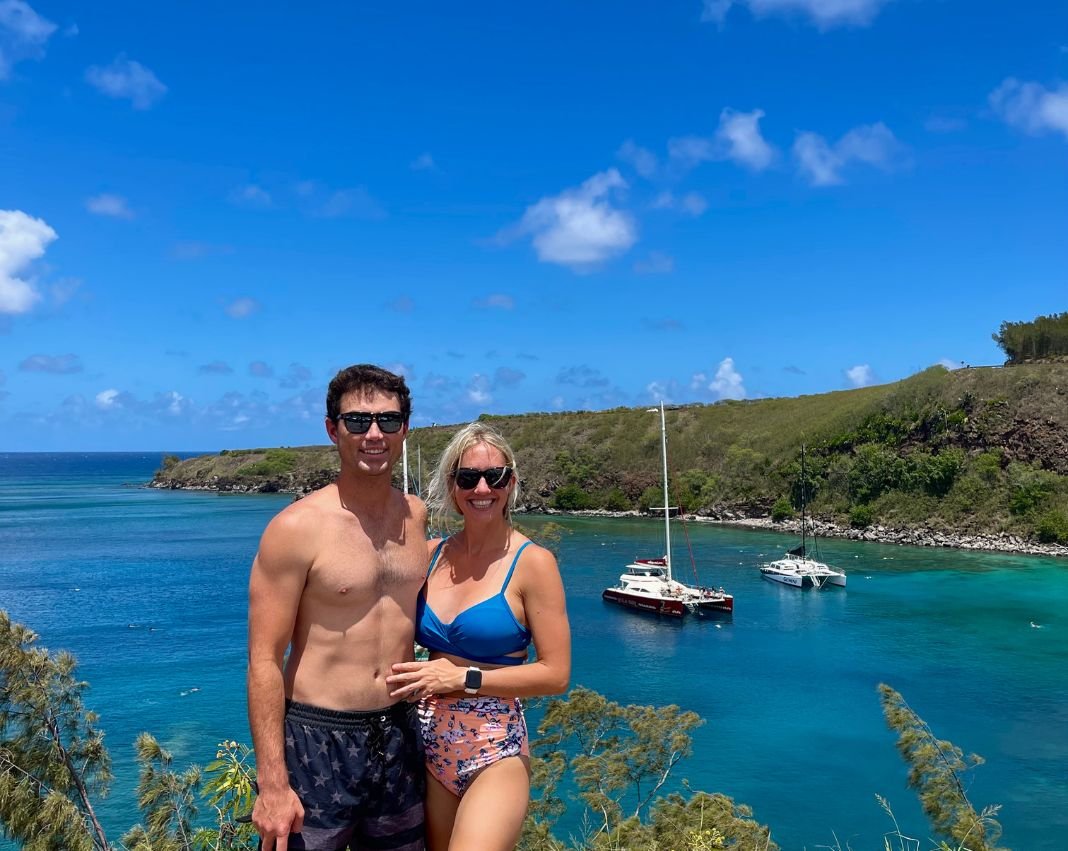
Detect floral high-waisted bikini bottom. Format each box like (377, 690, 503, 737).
(417, 695, 529, 797)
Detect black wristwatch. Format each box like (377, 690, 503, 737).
(463, 666, 482, 694)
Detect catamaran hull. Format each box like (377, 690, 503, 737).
(696, 595, 734, 614)
(760, 570, 814, 589)
(602, 589, 687, 617)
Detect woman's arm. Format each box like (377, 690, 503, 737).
(388, 543, 571, 700)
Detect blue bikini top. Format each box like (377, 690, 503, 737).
(415, 539, 533, 666)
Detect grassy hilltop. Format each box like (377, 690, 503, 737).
(153, 362, 1068, 545)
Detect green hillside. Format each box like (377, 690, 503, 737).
(153, 362, 1068, 544)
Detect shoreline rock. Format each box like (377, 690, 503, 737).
(146, 481, 1067, 560)
(525, 508, 1068, 559)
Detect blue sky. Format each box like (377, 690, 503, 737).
(1, 0, 1065, 451)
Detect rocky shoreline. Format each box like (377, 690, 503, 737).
(529, 507, 1068, 559)
(146, 476, 1067, 560)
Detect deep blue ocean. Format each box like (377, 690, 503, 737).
(1, 452, 1066, 850)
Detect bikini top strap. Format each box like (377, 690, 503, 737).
(500, 541, 532, 592)
(426, 538, 448, 579)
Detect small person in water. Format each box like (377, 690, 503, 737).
(387, 422, 571, 851)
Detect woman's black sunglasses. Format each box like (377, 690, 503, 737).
(336, 411, 405, 434)
(453, 466, 513, 489)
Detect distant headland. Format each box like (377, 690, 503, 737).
(152, 359, 1068, 558)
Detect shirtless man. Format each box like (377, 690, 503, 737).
(248, 364, 428, 851)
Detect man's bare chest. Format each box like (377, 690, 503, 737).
(307, 533, 426, 601)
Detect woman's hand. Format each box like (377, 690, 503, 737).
(387, 659, 464, 701)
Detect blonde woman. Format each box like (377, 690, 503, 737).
(387, 422, 571, 851)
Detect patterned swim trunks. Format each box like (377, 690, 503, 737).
(279, 700, 425, 850)
(417, 695, 528, 797)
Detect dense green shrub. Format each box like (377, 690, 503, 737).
(1007, 465, 1055, 515)
(973, 450, 1003, 484)
(236, 448, 298, 478)
(908, 449, 965, 497)
(601, 487, 631, 511)
(770, 496, 794, 522)
(848, 444, 906, 504)
(1035, 510, 1068, 544)
(850, 505, 875, 528)
(552, 484, 595, 510)
(638, 485, 666, 513)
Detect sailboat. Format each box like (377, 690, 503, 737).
(759, 445, 846, 589)
(602, 403, 734, 617)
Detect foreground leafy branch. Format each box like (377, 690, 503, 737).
(2, 612, 1012, 851)
(878, 684, 1006, 851)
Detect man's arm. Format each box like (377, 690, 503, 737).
(247, 509, 312, 850)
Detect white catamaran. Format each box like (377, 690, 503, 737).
(759, 446, 846, 590)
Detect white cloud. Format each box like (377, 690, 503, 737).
(617, 140, 658, 178)
(668, 108, 776, 172)
(95, 388, 121, 409)
(225, 297, 260, 319)
(0, 0, 56, 79)
(466, 374, 492, 405)
(715, 108, 776, 170)
(85, 54, 167, 109)
(249, 361, 273, 378)
(845, 364, 875, 387)
(989, 78, 1068, 141)
(474, 293, 515, 310)
(634, 251, 675, 275)
(692, 358, 747, 400)
(312, 186, 385, 219)
(650, 191, 707, 216)
(410, 152, 437, 171)
(667, 135, 716, 169)
(680, 192, 709, 216)
(794, 122, 902, 186)
(0, 209, 56, 314)
(19, 353, 82, 373)
(703, 0, 890, 29)
(86, 193, 134, 219)
(645, 380, 680, 405)
(278, 362, 313, 389)
(710, 357, 746, 399)
(505, 169, 637, 270)
(231, 184, 272, 207)
(700, 0, 734, 24)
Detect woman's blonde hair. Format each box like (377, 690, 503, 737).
(425, 421, 520, 528)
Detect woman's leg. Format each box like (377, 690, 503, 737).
(424, 771, 461, 851)
(447, 756, 531, 851)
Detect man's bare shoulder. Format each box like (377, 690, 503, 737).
(403, 492, 427, 523)
(257, 485, 338, 559)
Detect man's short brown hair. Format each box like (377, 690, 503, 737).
(326, 364, 412, 423)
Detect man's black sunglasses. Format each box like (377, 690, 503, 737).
(336, 411, 405, 434)
(453, 466, 513, 489)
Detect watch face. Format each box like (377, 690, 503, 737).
(464, 668, 482, 690)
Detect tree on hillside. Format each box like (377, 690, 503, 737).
(993, 311, 1068, 364)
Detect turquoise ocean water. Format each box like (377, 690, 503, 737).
(1, 452, 1066, 849)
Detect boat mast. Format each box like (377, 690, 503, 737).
(402, 439, 409, 495)
(800, 443, 806, 558)
(659, 401, 672, 582)
(416, 444, 422, 497)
